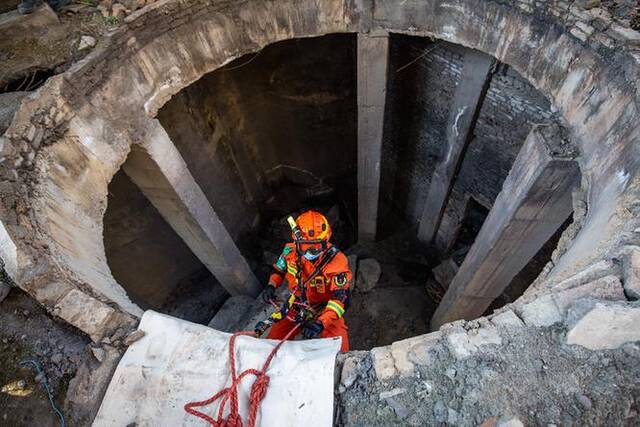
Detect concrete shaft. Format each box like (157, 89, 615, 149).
(431, 128, 579, 328)
(122, 120, 261, 297)
(418, 49, 495, 244)
(357, 33, 389, 242)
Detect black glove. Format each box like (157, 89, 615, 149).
(261, 285, 277, 304)
(302, 320, 324, 339)
(254, 320, 271, 337)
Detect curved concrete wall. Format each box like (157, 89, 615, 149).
(1, 0, 639, 340)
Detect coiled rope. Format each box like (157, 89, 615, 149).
(184, 325, 300, 427)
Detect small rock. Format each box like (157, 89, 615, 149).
(91, 346, 106, 363)
(340, 356, 359, 389)
(576, 0, 601, 9)
(51, 353, 63, 364)
(124, 330, 146, 346)
(22, 310, 29, 317)
(20, 334, 26, 340)
(577, 394, 592, 410)
(445, 367, 457, 380)
(370, 346, 397, 380)
(415, 381, 432, 399)
(385, 397, 410, 419)
(356, 258, 381, 293)
(34, 373, 44, 383)
(379, 388, 406, 400)
(111, 3, 127, 19)
(497, 418, 524, 427)
(623, 249, 640, 300)
(432, 259, 459, 289)
(433, 400, 447, 423)
(447, 408, 459, 425)
(78, 35, 97, 51)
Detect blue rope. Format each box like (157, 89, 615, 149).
(20, 358, 65, 427)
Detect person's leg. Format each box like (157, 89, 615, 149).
(321, 318, 349, 352)
(267, 318, 299, 341)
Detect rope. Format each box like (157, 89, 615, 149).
(19, 358, 65, 427)
(184, 325, 300, 427)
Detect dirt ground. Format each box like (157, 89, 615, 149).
(336, 322, 640, 426)
(0, 288, 90, 426)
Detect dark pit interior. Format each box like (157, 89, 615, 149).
(104, 33, 575, 350)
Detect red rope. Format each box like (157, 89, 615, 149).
(184, 325, 300, 427)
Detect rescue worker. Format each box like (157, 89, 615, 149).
(255, 210, 352, 352)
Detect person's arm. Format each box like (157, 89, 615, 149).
(317, 270, 352, 327)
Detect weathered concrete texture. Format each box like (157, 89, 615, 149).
(567, 300, 640, 350)
(104, 170, 207, 309)
(54, 289, 120, 342)
(622, 248, 640, 299)
(432, 128, 580, 328)
(0, 92, 29, 134)
(337, 295, 640, 426)
(357, 33, 389, 241)
(418, 48, 495, 243)
(516, 275, 626, 327)
(122, 120, 260, 297)
(1, 0, 640, 351)
(0, 4, 67, 86)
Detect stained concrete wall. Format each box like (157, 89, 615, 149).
(2, 0, 640, 342)
(380, 37, 463, 229)
(157, 34, 358, 244)
(103, 170, 207, 309)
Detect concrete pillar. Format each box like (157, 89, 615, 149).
(417, 49, 495, 244)
(431, 128, 579, 329)
(123, 120, 261, 297)
(357, 33, 389, 241)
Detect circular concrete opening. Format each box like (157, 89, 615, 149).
(103, 34, 578, 350)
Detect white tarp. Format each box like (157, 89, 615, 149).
(94, 311, 341, 427)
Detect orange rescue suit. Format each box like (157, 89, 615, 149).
(267, 243, 352, 352)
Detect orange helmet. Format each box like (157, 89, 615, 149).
(295, 210, 332, 242)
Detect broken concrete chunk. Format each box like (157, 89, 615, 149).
(467, 325, 502, 348)
(379, 387, 406, 400)
(54, 289, 117, 342)
(553, 275, 625, 313)
(518, 294, 562, 327)
(446, 328, 476, 359)
(553, 260, 618, 292)
(432, 259, 459, 289)
(567, 302, 640, 350)
(390, 331, 442, 376)
(497, 418, 525, 427)
(370, 346, 397, 380)
(123, 329, 145, 346)
(78, 35, 97, 51)
(356, 258, 381, 293)
(490, 310, 525, 328)
(340, 356, 360, 389)
(623, 249, 640, 300)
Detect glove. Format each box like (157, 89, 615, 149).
(261, 285, 277, 304)
(302, 320, 324, 339)
(254, 320, 271, 337)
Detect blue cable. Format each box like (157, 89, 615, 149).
(19, 358, 65, 427)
